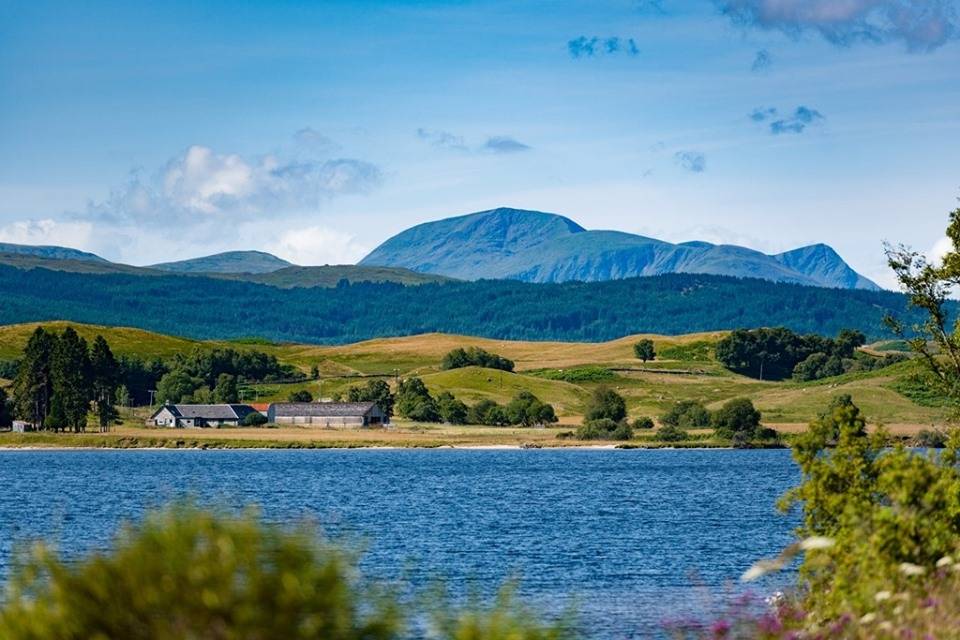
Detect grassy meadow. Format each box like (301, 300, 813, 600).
(0, 321, 944, 448)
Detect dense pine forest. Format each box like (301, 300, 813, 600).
(0, 264, 937, 344)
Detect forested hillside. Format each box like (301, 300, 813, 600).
(0, 264, 933, 344)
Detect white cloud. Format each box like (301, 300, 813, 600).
(267, 225, 370, 266)
(0, 219, 95, 250)
(85, 138, 382, 225)
(929, 235, 953, 265)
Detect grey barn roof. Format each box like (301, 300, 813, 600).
(155, 404, 257, 421)
(269, 402, 378, 417)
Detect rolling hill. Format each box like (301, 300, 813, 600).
(360, 207, 881, 290)
(150, 250, 292, 274)
(0, 242, 108, 263)
(0, 321, 939, 428)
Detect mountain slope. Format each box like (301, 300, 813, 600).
(774, 244, 879, 290)
(360, 207, 880, 290)
(150, 250, 292, 274)
(0, 242, 107, 263)
(216, 265, 456, 288)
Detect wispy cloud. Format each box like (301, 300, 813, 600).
(750, 106, 825, 134)
(483, 136, 531, 154)
(751, 48, 772, 72)
(416, 128, 467, 151)
(568, 36, 639, 58)
(675, 151, 706, 173)
(717, 0, 959, 52)
(416, 129, 532, 155)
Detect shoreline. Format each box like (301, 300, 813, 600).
(0, 443, 740, 452)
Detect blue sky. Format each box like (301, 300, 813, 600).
(1, 0, 958, 287)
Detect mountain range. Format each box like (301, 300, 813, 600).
(0, 207, 878, 291)
(359, 208, 879, 290)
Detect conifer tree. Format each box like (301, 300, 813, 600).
(12, 327, 55, 427)
(51, 327, 91, 432)
(90, 335, 119, 431)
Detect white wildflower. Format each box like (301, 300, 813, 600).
(899, 562, 926, 576)
(936, 556, 954, 568)
(800, 536, 835, 551)
(878, 621, 894, 632)
(874, 591, 892, 602)
(741, 558, 784, 582)
(859, 612, 877, 624)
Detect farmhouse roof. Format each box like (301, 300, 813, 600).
(269, 402, 378, 417)
(152, 404, 257, 420)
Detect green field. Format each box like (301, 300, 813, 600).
(0, 321, 946, 432)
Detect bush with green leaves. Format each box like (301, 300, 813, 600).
(436, 391, 468, 424)
(0, 504, 570, 640)
(710, 397, 761, 440)
(441, 347, 514, 372)
(632, 339, 656, 362)
(346, 379, 395, 418)
(287, 389, 314, 403)
(466, 399, 508, 426)
(584, 386, 627, 423)
(242, 411, 268, 426)
(395, 377, 440, 422)
(575, 418, 632, 441)
(631, 416, 654, 430)
(780, 398, 960, 617)
(505, 391, 558, 427)
(660, 400, 710, 429)
(654, 424, 686, 442)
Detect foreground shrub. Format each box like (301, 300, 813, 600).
(0, 504, 570, 640)
(575, 418, 632, 441)
(660, 400, 710, 428)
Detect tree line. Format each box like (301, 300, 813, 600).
(0, 266, 938, 345)
(715, 327, 908, 381)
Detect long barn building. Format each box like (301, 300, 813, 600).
(266, 402, 387, 427)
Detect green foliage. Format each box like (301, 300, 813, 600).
(631, 416, 654, 430)
(891, 370, 952, 407)
(0, 387, 12, 428)
(90, 335, 119, 430)
(0, 267, 934, 344)
(467, 399, 509, 426)
(396, 377, 440, 422)
(12, 327, 55, 426)
(575, 418, 632, 441)
(436, 391, 468, 424)
(242, 411, 268, 426)
(157, 370, 203, 404)
(288, 389, 314, 403)
(505, 391, 558, 427)
(441, 347, 514, 372)
(711, 397, 762, 440)
(0, 504, 402, 640)
(915, 428, 947, 448)
(346, 379, 395, 418)
(584, 386, 627, 423)
(531, 367, 615, 382)
(214, 373, 239, 403)
(0, 359, 19, 379)
(654, 425, 687, 442)
(632, 339, 656, 362)
(780, 397, 960, 616)
(716, 327, 865, 381)
(660, 400, 711, 428)
(51, 327, 90, 432)
(657, 340, 714, 362)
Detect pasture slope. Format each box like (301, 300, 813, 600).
(0, 321, 941, 431)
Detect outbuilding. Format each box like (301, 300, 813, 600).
(266, 402, 387, 427)
(149, 404, 259, 428)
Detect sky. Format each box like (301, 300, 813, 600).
(1, 0, 959, 287)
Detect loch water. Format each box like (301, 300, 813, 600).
(0, 448, 799, 637)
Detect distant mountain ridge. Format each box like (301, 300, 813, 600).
(0, 242, 108, 263)
(360, 207, 880, 290)
(150, 250, 292, 274)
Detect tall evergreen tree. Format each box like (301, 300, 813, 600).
(12, 327, 55, 427)
(51, 327, 91, 433)
(90, 335, 119, 432)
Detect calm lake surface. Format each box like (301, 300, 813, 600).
(0, 448, 799, 637)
